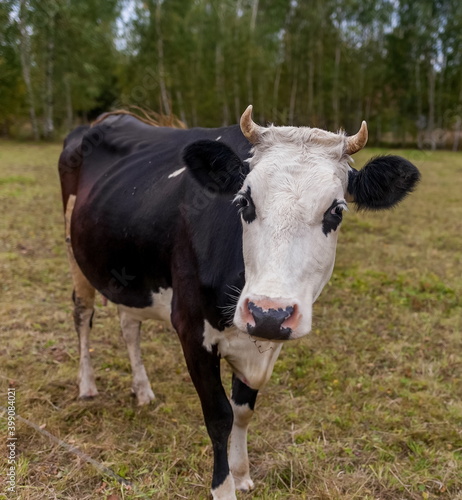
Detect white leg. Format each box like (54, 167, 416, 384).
(229, 400, 255, 491)
(76, 305, 98, 398)
(65, 194, 98, 398)
(118, 309, 155, 405)
(211, 473, 237, 500)
(228, 375, 258, 492)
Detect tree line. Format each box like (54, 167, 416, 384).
(1, 0, 461, 149)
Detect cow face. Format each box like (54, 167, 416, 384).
(184, 106, 420, 341)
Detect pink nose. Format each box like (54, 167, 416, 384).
(240, 296, 300, 340)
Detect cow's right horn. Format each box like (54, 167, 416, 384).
(240, 105, 263, 144)
(345, 121, 368, 155)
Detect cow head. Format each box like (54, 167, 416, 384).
(184, 105, 420, 341)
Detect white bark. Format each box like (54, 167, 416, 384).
(44, 34, 55, 138)
(18, 0, 39, 140)
(155, 1, 170, 115)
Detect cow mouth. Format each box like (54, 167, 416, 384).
(246, 322, 293, 341)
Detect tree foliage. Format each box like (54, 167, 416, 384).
(1, 0, 461, 147)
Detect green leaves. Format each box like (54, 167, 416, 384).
(1, 0, 462, 144)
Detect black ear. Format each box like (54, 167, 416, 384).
(183, 140, 249, 195)
(348, 155, 421, 210)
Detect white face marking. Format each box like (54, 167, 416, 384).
(233, 126, 350, 339)
(202, 321, 282, 390)
(168, 167, 186, 179)
(215, 135, 222, 140)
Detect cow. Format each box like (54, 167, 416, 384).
(58, 106, 420, 499)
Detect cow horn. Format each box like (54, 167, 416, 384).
(345, 121, 368, 155)
(240, 105, 262, 144)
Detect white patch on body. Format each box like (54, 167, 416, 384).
(216, 135, 222, 140)
(203, 321, 282, 390)
(118, 288, 173, 324)
(168, 167, 186, 179)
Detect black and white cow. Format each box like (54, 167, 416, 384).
(58, 106, 420, 499)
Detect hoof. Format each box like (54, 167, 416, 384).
(235, 477, 254, 492)
(79, 375, 98, 399)
(79, 389, 98, 400)
(133, 386, 155, 406)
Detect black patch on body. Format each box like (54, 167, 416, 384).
(231, 374, 258, 410)
(322, 198, 343, 236)
(348, 155, 421, 210)
(66, 116, 250, 323)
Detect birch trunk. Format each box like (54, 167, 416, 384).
(332, 45, 341, 129)
(233, 77, 241, 124)
(453, 115, 461, 152)
(307, 58, 314, 122)
(246, 0, 259, 106)
(289, 68, 298, 125)
(415, 62, 424, 149)
(64, 74, 73, 131)
(215, 44, 230, 126)
(355, 64, 365, 133)
(175, 89, 187, 127)
(316, 38, 324, 126)
(43, 33, 55, 139)
(155, 1, 170, 115)
(272, 65, 282, 122)
(18, 0, 39, 140)
(427, 65, 436, 150)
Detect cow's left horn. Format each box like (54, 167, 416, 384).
(240, 105, 263, 144)
(345, 121, 368, 155)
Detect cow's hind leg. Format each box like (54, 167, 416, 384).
(229, 374, 258, 492)
(118, 309, 155, 405)
(65, 195, 98, 398)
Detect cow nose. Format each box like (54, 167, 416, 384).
(246, 300, 295, 340)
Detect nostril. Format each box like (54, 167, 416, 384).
(242, 298, 255, 326)
(248, 302, 293, 329)
(281, 304, 299, 329)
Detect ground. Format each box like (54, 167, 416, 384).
(0, 140, 461, 499)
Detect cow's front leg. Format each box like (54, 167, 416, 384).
(229, 374, 258, 492)
(174, 327, 236, 499)
(118, 309, 155, 405)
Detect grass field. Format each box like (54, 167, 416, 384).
(0, 139, 461, 500)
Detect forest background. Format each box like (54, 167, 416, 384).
(1, 0, 461, 149)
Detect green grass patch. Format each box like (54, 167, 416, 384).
(1, 141, 462, 499)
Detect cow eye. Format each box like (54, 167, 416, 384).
(331, 204, 344, 217)
(234, 187, 256, 224)
(238, 197, 249, 208)
(322, 200, 347, 236)
(234, 193, 249, 212)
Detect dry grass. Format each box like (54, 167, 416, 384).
(0, 140, 461, 499)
